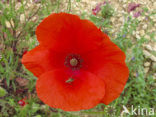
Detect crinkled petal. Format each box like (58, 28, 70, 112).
(22, 46, 66, 77)
(36, 69, 105, 111)
(97, 63, 129, 105)
(36, 13, 103, 53)
(82, 36, 129, 104)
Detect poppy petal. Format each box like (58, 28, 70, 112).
(97, 63, 129, 105)
(82, 36, 129, 104)
(36, 69, 105, 111)
(22, 46, 66, 77)
(82, 35, 126, 72)
(36, 13, 103, 53)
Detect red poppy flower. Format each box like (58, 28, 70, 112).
(22, 13, 129, 111)
(18, 99, 26, 106)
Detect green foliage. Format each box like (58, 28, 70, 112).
(0, 87, 7, 97)
(89, 15, 111, 28)
(76, 0, 81, 2)
(101, 4, 114, 19)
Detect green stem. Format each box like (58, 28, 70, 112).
(67, 0, 71, 13)
(57, 0, 60, 13)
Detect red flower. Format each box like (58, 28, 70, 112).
(22, 13, 129, 111)
(18, 99, 26, 106)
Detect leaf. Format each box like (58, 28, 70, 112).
(0, 86, 7, 97)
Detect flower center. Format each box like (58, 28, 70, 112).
(70, 58, 78, 66)
(64, 54, 83, 70)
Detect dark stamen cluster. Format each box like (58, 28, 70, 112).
(64, 54, 83, 70)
